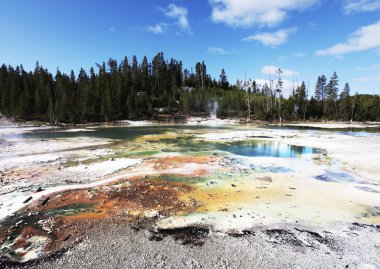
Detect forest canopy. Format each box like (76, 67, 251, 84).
(0, 52, 379, 124)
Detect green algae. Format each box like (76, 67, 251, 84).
(143, 174, 209, 185)
(149, 136, 217, 153)
(44, 202, 100, 217)
(118, 150, 161, 158)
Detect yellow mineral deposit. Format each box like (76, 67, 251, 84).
(2, 124, 380, 262)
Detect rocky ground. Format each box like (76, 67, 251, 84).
(2, 221, 380, 269)
(2, 115, 380, 268)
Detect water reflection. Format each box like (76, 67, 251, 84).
(10, 125, 319, 159)
(217, 141, 318, 158)
(11, 125, 232, 140)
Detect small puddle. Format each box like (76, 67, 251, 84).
(250, 164, 294, 173)
(315, 170, 355, 183)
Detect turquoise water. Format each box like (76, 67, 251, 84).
(12, 125, 318, 159)
(217, 140, 318, 158)
(14, 125, 231, 140)
(12, 124, 380, 141)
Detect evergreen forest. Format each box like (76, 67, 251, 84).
(0, 52, 379, 124)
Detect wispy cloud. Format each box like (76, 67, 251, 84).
(242, 28, 297, 47)
(146, 24, 165, 34)
(309, 21, 317, 28)
(277, 52, 305, 61)
(208, 47, 235, 55)
(261, 65, 299, 77)
(315, 20, 380, 56)
(353, 64, 380, 82)
(209, 0, 320, 28)
(254, 78, 297, 97)
(277, 55, 289, 61)
(353, 76, 380, 82)
(161, 3, 192, 34)
(343, 0, 380, 14)
(293, 52, 306, 57)
(355, 64, 380, 71)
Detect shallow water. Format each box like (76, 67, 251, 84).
(13, 125, 317, 157)
(315, 170, 355, 182)
(12, 125, 231, 140)
(2, 123, 380, 262)
(217, 140, 318, 158)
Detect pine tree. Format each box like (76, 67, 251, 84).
(314, 75, 327, 118)
(314, 76, 322, 101)
(339, 82, 351, 121)
(294, 81, 307, 120)
(324, 72, 339, 119)
(19, 68, 32, 119)
(77, 68, 90, 121)
(2, 54, 380, 123)
(107, 58, 120, 119)
(120, 57, 131, 118)
(219, 69, 229, 90)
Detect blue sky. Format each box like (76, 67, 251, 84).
(1, 0, 380, 96)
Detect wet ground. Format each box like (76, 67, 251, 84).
(1, 123, 380, 265)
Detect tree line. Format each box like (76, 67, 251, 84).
(0, 52, 379, 124)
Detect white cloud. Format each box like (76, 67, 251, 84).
(354, 64, 380, 82)
(208, 47, 234, 55)
(146, 24, 164, 34)
(277, 52, 305, 61)
(293, 52, 306, 57)
(209, 0, 320, 28)
(343, 0, 380, 14)
(315, 20, 380, 56)
(162, 3, 192, 34)
(353, 76, 380, 82)
(277, 55, 289, 61)
(242, 28, 297, 47)
(309, 21, 317, 28)
(355, 64, 380, 71)
(261, 65, 299, 77)
(254, 78, 297, 97)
